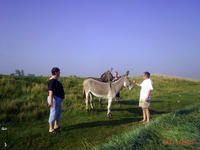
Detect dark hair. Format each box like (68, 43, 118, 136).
(51, 67, 60, 75)
(144, 72, 150, 78)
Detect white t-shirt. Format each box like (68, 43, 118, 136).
(140, 79, 153, 101)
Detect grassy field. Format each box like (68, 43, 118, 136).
(94, 105, 200, 150)
(0, 74, 200, 150)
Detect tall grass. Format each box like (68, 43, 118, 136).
(0, 75, 85, 121)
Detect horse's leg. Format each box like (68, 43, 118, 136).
(99, 98, 102, 105)
(107, 98, 112, 118)
(89, 93, 94, 110)
(85, 92, 89, 111)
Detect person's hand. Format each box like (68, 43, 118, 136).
(145, 98, 149, 102)
(48, 102, 53, 107)
(132, 80, 136, 83)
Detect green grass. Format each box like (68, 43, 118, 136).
(93, 105, 200, 150)
(0, 74, 200, 150)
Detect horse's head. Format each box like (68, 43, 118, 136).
(122, 71, 133, 90)
(104, 71, 113, 81)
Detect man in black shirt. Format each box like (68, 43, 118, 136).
(48, 79, 64, 99)
(47, 67, 64, 134)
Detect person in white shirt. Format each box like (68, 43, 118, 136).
(132, 72, 153, 123)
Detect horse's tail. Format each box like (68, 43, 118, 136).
(82, 89, 86, 101)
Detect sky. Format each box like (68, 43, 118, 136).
(0, 0, 200, 78)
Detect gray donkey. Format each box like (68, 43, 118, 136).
(83, 71, 133, 118)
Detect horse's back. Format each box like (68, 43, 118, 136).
(83, 78, 109, 94)
(87, 77, 102, 82)
(83, 78, 104, 86)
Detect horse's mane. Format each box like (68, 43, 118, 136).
(87, 75, 122, 83)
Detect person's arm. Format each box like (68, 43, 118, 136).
(48, 90, 53, 107)
(48, 79, 54, 107)
(145, 80, 153, 102)
(132, 80, 141, 87)
(145, 90, 151, 102)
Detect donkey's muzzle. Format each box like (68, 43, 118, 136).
(129, 85, 133, 90)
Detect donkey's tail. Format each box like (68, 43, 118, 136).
(82, 89, 86, 101)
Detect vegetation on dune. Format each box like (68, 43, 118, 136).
(0, 74, 199, 150)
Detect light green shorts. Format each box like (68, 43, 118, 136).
(139, 99, 150, 108)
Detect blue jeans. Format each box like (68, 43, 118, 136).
(47, 96, 63, 123)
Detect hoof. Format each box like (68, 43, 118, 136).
(86, 109, 89, 112)
(92, 108, 95, 111)
(107, 113, 112, 119)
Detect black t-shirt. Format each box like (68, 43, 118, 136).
(48, 79, 64, 99)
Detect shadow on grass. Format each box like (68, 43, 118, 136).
(65, 117, 140, 131)
(119, 99, 138, 105)
(122, 108, 166, 115)
(92, 99, 163, 108)
(67, 99, 167, 131)
(151, 100, 164, 103)
(96, 107, 166, 115)
(65, 109, 167, 131)
(176, 106, 198, 115)
(104, 99, 164, 106)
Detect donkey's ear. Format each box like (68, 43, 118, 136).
(126, 71, 130, 76)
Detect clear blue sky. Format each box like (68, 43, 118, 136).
(0, 0, 200, 78)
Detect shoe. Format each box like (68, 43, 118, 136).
(54, 126, 61, 132)
(49, 129, 57, 134)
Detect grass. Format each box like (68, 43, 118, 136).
(0, 74, 200, 150)
(93, 105, 200, 150)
